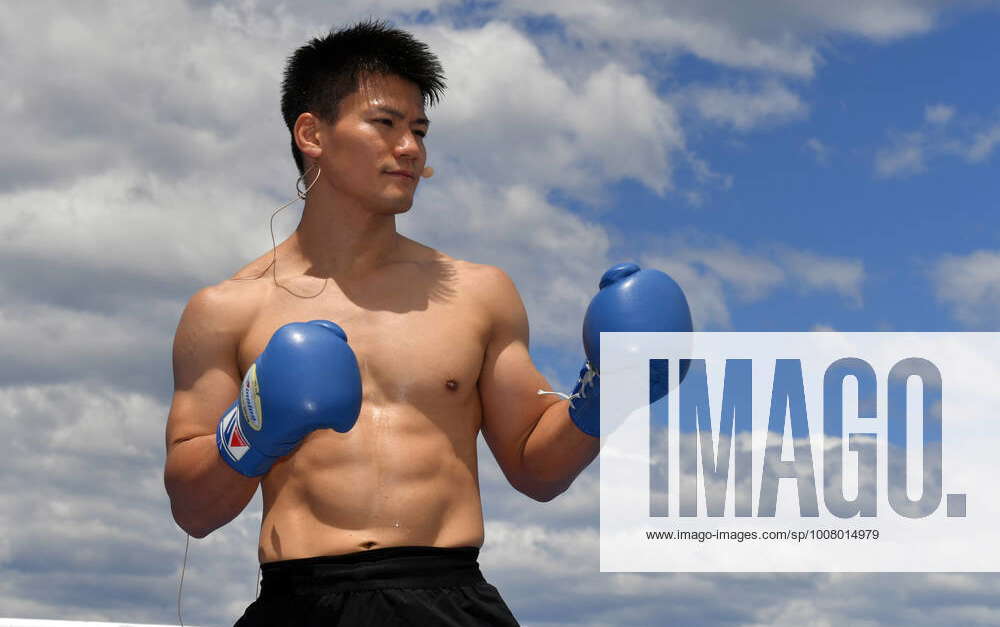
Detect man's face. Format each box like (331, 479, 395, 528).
(316, 74, 429, 214)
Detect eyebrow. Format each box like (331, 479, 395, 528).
(372, 105, 430, 127)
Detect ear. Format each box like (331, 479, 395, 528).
(293, 112, 323, 161)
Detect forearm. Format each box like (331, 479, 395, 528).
(163, 434, 261, 538)
(517, 399, 600, 501)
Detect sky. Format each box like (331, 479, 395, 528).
(2, 0, 1000, 625)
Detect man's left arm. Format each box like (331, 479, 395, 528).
(477, 267, 598, 502)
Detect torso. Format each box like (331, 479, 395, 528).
(226, 238, 494, 563)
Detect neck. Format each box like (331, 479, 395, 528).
(285, 188, 403, 280)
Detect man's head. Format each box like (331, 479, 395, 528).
(280, 20, 446, 176)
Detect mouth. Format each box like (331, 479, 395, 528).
(386, 170, 415, 179)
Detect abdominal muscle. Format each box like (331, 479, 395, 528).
(255, 399, 485, 563)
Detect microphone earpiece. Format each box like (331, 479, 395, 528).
(421, 166, 434, 179)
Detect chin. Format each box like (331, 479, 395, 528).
(382, 195, 415, 214)
(372, 202, 412, 216)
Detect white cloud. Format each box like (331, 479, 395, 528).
(778, 248, 865, 307)
(805, 137, 832, 165)
(682, 245, 787, 302)
(748, 572, 1000, 627)
(0, 382, 263, 625)
(930, 250, 1000, 328)
(966, 122, 1000, 163)
(876, 131, 927, 178)
(641, 235, 865, 330)
(810, 323, 838, 331)
(418, 22, 685, 199)
(875, 107, 1000, 177)
(0, 1, 300, 193)
(0, 168, 273, 290)
(494, 0, 816, 77)
(490, 0, 955, 80)
(682, 80, 808, 131)
(925, 103, 955, 124)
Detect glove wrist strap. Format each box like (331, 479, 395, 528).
(537, 361, 600, 437)
(216, 400, 275, 478)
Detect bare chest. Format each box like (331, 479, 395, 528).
(235, 275, 491, 414)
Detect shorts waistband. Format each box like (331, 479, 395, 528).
(259, 546, 485, 594)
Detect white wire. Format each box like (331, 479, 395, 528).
(174, 165, 321, 626)
(176, 533, 189, 626)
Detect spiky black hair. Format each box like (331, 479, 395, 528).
(280, 19, 446, 174)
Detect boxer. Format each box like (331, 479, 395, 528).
(163, 20, 691, 626)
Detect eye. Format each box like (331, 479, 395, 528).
(376, 118, 393, 127)
(414, 129, 427, 138)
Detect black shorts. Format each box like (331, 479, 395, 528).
(233, 546, 521, 626)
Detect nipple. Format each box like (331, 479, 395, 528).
(445, 379, 458, 391)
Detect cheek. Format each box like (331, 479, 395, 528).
(336, 134, 379, 160)
(328, 122, 383, 157)
(326, 139, 381, 177)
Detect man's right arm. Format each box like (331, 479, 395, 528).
(163, 284, 260, 539)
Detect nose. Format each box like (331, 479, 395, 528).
(394, 131, 423, 164)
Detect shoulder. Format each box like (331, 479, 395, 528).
(396, 237, 524, 316)
(176, 275, 261, 344)
(466, 263, 518, 299)
(441, 256, 521, 309)
(456, 262, 528, 342)
(398, 237, 516, 294)
(184, 280, 250, 316)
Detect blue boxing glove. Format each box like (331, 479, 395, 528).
(216, 320, 363, 477)
(542, 263, 693, 437)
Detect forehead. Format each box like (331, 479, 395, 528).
(342, 74, 426, 116)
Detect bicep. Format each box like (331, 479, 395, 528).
(477, 270, 561, 478)
(165, 287, 242, 454)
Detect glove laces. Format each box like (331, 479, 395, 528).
(537, 361, 598, 409)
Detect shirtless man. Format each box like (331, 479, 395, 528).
(164, 20, 689, 626)
(162, 21, 604, 625)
